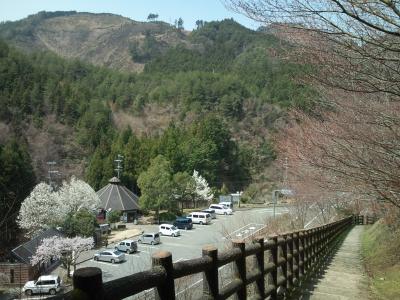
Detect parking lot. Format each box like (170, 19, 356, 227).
(76, 206, 289, 285)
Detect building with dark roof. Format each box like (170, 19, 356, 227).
(96, 177, 140, 222)
(0, 228, 64, 285)
(12, 228, 63, 265)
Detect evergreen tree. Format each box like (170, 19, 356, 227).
(137, 155, 174, 223)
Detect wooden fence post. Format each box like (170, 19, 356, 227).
(287, 233, 294, 288)
(202, 245, 219, 299)
(270, 236, 278, 300)
(303, 230, 309, 273)
(152, 251, 175, 300)
(254, 236, 265, 298)
(233, 239, 246, 300)
(311, 228, 317, 267)
(281, 235, 288, 291)
(293, 232, 300, 284)
(72, 267, 104, 300)
(299, 231, 305, 277)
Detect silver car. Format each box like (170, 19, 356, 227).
(137, 232, 161, 245)
(115, 239, 138, 254)
(94, 250, 125, 263)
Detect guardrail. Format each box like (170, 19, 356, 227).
(50, 215, 373, 300)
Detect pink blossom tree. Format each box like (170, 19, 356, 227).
(31, 236, 94, 277)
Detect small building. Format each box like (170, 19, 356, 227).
(0, 228, 63, 286)
(96, 177, 140, 222)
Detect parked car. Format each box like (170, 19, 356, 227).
(159, 224, 180, 237)
(202, 208, 216, 219)
(115, 239, 138, 253)
(173, 217, 193, 230)
(138, 232, 161, 245)
(219, 202, 233, 209)
(94, 250, 125, 263)
(209, 204, 233, 215)
(187, 212, 212, 225)
(23, 275, 62, 296)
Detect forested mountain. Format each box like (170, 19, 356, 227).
(0, 11, 188, 72)
(0, 12, 316, 223)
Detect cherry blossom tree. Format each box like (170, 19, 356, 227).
(18, 177, 100, 237)
(17, 183, 64, 236)
(58, 176, 100, 216)
(278, 95, 400, 212)
(192, 170, 214, 206)
(225, 0, 400, 100)
(31, 236, 94, 277)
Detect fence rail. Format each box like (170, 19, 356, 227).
(354, 214, 377, 225)
(51, 215, 374, 300)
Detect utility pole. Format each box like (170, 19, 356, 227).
(272, 190, 280, 219)
(114, 154, 124, 179)
(47, 161, 59, 191)
(283, 157, 288, 189)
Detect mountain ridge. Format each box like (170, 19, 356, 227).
(0, 11, 189, 71)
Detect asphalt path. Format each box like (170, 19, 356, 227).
(76, 206, 289, 298)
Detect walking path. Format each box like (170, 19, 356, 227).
(301, 226, 370, 300)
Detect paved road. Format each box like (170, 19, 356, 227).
(78, 206, 288, 276)
(73, 206, 288, 299)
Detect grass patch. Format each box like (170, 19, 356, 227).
(361, 221, 400, 299)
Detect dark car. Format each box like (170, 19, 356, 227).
(173, 217, 193, 230)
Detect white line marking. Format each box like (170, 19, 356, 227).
(91, 260, 120, 266)
(161, 236, 182, 240)
(176, 278, 203, 296)
(175, 263, 229, 296)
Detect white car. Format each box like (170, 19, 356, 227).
(159, 224, 180, 237)
(23, 275, 62, 296)
(209, 204, 233, 215)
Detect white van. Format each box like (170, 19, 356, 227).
(210, 204, 233, 215)
(187, 212, 211, 225)
(159, 224, 180, 237)
(219, 202, 233, 209)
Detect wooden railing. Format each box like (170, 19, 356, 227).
(50, 215, 371, 300)
(354, 214, 377, 225)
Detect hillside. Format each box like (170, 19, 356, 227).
(0, 12, 316, 194)
(0, 11, 188, 72)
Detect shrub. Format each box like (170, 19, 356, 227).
(159, 211, 176, 222)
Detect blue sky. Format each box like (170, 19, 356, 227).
(0, 0, 260, 30)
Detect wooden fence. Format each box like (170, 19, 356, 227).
(50, 215, 371, 300)
(354, 215, 377, 225)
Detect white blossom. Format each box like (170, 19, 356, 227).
(192, 170, 214, 202)
(58, 176, 100, 215)
(30, 236, 94, 270)
(17, 183, 64, 236)
(18, 177, 100, 237)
